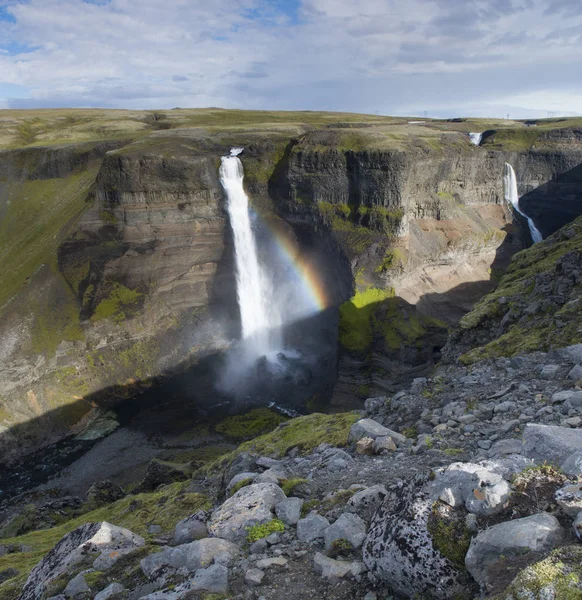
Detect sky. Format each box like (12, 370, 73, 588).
(0, 0, 581, 118)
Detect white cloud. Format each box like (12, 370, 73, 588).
(0, 0, 580, 116)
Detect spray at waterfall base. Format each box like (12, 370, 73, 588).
(217, 149, 339, 407)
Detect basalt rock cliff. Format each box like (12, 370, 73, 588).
(1, 112, 582, 463)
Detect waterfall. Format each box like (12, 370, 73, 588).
(503, 163, 543, 244)
(220, 152, 280, 358)
(469, 132, 483, 146)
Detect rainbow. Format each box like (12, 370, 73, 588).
(271, 228, 329, 313)
(249, 209, 329, 315)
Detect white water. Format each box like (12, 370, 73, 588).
(219, 154, 281, 358)
(469, 132, 483, 146)
(503, 163, 543, 243)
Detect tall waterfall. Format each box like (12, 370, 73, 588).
(220, 151, 280, 358)
(503, 163, 543, 244)
(469, 132, 483, 146)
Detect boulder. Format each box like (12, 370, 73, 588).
(349, 419, 405, 444)
(86, 481, 125, 507)
(324, 513, 367, 551)
(374, 436, 397, 453)
(245, 568, 264, 586)
(296, 512, 330, 542)
(561, 450, 582, 476)
(140, 546, 188, 579)
(94, 583, 125, 600)
(208, 483, 285, 542)
(363, 474, 470, 600)
(555, 484, 582, 517)
(275, 497, 303, 526)
(192, 564, 229, 594)
(174, 514, 208, 545)
(523, 424, 582, 465)
(255, 468, 286, 484)
(185, 538, 241, 571)
(465, 513, 565, 590)
(426, 463, 510, 516)
(255, 557, 288, 569)
(134, 459, 190, 493)
(64, 573, 90, 598)
(356, 437, 376, 455)
(313, 552, 365, 580)
(346, 485, 388, 523)
(20, 522, 144, 600)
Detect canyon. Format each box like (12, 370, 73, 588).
(0, 110, 581, 466)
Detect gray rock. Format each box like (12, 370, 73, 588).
(568, 365, 582, 381)
(64, 573, 89, 599)
(192, 564, 229, 594)
(245, 568, 265, 586)
(226, 472, 258, 495)
(363, 474, 469, 600)
(94, 583, 125, 600)
(275, 497, 303, 526)
(427, 463, 510, 516)
(20, 522, 144, 600)
(345, 485, 388, 522)
(374, 436, 397, 453)
(208, 483, 286, 542)
(255, 468, 286, 484)
(185, 538, 241, 571)
(540, 365, 561, 379)
(256, 457, 283, 469)
(488, 438, 522, 458)
(313, 552, 365, 579)
(349, 419, 392, 442)
(560, 343, 582, 363)
(296, 512, 330, 542)
(324, 513, 367, 550)
(174, 514, 208, 545)
(86, 481, 124, 507)
(140, 546, 188, 579)
(364, 397, 387, 412)
(255, 557, 288, 569)
(561, 449, 582, 476)
(465, 513, 565, 590)
(555, 484, 582, 516)
(523, 423, 582, 464)
(249, 538, 268, 554)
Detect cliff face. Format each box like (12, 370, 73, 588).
(1, 122, 582, 462)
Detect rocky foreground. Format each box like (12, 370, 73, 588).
(2, 336, 582, 599)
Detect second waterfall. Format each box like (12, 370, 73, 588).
(220, 151, 281, 359)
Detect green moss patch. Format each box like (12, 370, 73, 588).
(238, 412, 360, 458)
(214, 408, 287, 441)
(246, 519, 285, 543)
(91, 281, 143, 323)
(427, 502, 471, 570)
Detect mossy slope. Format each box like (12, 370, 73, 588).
(446, 216, 582, 364)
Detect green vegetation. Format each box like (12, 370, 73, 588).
(246, 519, 285, 543)
(375, 248, 405, 274)
(458, 216, 582, 364)
(339, 287, 447, 353)
(0, 169, 98, 307)
(427, 503, 472, 570)
(230, 478, 254, 496)
(214, 408, 287, 441)
(0, 482, 209, 598)
(280, 478, 308, 496)
(328, 538, 354, 557)
(238, 412, 359, 458)
(480, 128, 541, 151)
(91, 282, 143, 323)
(488, 546, 582, 600)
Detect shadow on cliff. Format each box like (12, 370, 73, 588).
(0, 306, 341, 496)
(519, 161, 582, 239)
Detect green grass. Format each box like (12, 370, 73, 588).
(214, 408, 287, 441)
(246, 519, 285, 543)
(0, 169, 98, 308)
(0, 482, 209, 599)
(91, 282, 143, 323)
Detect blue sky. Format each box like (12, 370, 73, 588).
(0, 0, 581, 117)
